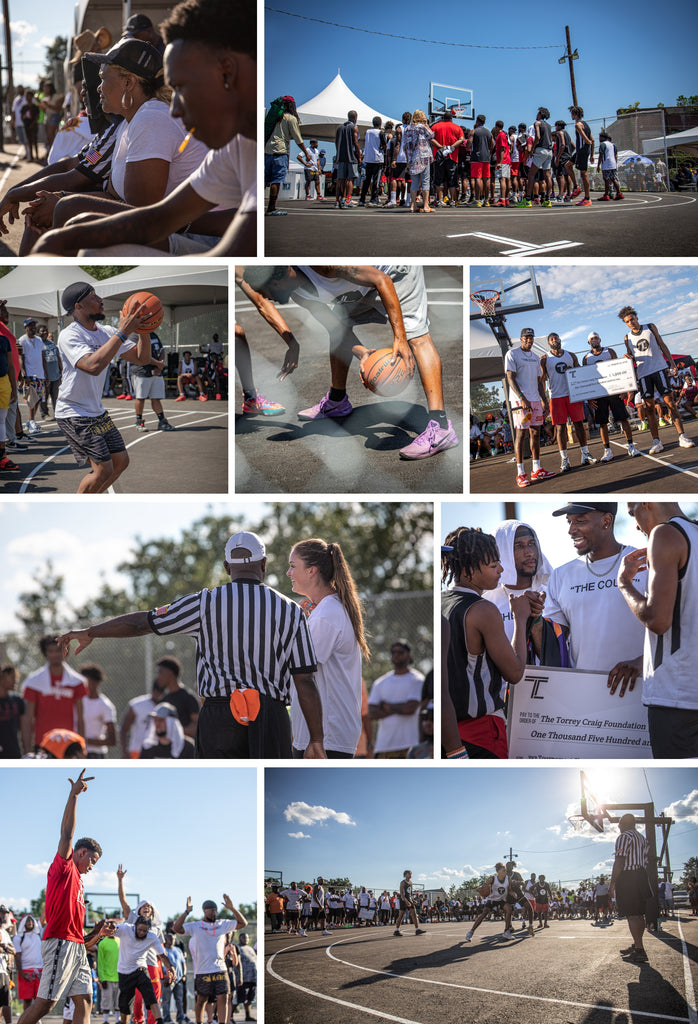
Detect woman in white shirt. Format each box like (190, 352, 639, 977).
(287, 538, 370, 758)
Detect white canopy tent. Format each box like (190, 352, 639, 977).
(296, 73, 398, 142)
(643, 127, 698, 156)
(95, 265, 228, 323)
(470, 320, 547, 387)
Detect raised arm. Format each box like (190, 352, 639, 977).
(222, 894, 247, 929)
(173, 897, 193, 934)
(58, 769, 94, 859)
(116, 864, 131, 919)
(58, 611, 153, 658)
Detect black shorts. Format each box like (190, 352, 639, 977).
(615, 868, 652, 918)
(575, 146, 590, 171)
(236, 981, 256, 1004)
(118, 969, 157, 1016)
(196, 693, 292, 758)
(593, 394, 628, 425)
(57, 410, 126, 466)
(637, 369, 671, 401)
(596, 895, 609, 910)
(285, 909, 299, 921)
(647, 705, 698, 758)
(0, 979, 9, 1008)
(391, 162, 407, 181)
(433, 153, 458, 189)
(311, 906, 325, 922)
(194, 973, 230, 998)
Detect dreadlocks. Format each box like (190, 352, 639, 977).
(441, 527, 500, 586)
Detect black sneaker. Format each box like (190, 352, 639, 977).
(393, 929, 403, 936)
(624, 948, 648, 963)
(415, 928, 427, 935)
(6, 440, 28, 451)
(158, 421, 175, 431)
(136, 420, 148, 432)
(619, 944, 636, 955)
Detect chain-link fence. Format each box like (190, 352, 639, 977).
(584, 109, 669, 191)
(3, 591, 432, 757)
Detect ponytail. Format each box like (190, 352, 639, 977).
(293, 538, 370, 661)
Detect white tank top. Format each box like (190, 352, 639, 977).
(544, 349, 575, 399)
(643, 518, 698, 709)
(294, 266, 393, 305)
(181, 357, 195, 374)
(625, 325, 667, 377)
(487, 874, 510, 902)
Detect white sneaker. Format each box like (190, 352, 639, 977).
(627, 443, 641, 457)
(299, 928, 307, 936)
(580, 452, 597, 465)
(649, 439, 664, 454)
(322, 929, 331, 935)
(600, 449, 614, 462)
(465, 930, 473, 942)
(502, 929, 514, 939)
(679, 434, 695, 448)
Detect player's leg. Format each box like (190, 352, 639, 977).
(71, 995, 93, 1024)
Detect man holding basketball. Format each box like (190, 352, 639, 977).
(465, 863, 522, 942)
(236, 265, 458, 461)
(55, 282, 153, 493)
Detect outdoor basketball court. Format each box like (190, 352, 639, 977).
(234, 266, 463, 493)
(1, 399, 228, 493)
(265, 192, 698, 258)
(266, 916, 698, 1024)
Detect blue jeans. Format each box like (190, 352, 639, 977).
(161, 979, 184, 1023)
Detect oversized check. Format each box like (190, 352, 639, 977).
(567, 358, 637, 402)
(507, 665, 650, 758)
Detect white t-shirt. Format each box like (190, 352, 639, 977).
(56, 322, 133, 419)
(290, 595, 362, 755)
(368, 668, 424, 753)
(19, 334, 45, 378)
(188, 135, 256, 209)
(13, 94, 25, 128)
(115, 923, 164, 973)
(126, 694, 157, 755)
(505, 345, 542, 405)
(183, 919, 237, 975)
(82, 693, 117, 756)
(12, 927, 43, 969)
(281, 888, 303, 911)
(109, 99, 209, 202)
(545, 547, 647, 669)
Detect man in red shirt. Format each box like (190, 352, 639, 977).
(430, 112, 464, 207)
(17, 770, 101, 1024)
(21, 636, 86, 751)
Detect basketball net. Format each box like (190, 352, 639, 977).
(567, 814, 587, 833)
(470, 289, 501, 319)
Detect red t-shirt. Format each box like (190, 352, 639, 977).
(496, 131, 511, 164)
(44, 852, 85, 943)
(0, 322, 19, 378)
(24, 669, 86, 744)
(431, 120, 464, 162)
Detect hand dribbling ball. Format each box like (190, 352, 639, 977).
(122, 291, 163, 331)
(359, 348, 410, 397)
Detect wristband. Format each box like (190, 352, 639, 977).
(446, 746, 469, 759)
(114, 330, 127, 342)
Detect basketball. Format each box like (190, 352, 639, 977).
(122, 291, 163, 331)
(359, 348, 410, 397)
(478, 882, 492, 898)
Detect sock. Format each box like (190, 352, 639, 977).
(157, 412, 166, 423)
(581, 445, 589, 455)
(328, 387, 346, 402)
(390, 189, 396, 203)
(517, 463, 525, 475)
(605, 447, 612, 456)
(428, 409, 448, 428)
(242, 388, 256, 401)
(532, 459, 541, 472)
(561, 451, 570, 462)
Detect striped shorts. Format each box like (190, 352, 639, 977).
(38, 938, 91, 1003)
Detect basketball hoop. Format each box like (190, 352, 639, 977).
(470, 289, 501, 318)
(567, 814, 587, 833)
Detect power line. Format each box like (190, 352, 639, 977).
(265, 8, 561, 49)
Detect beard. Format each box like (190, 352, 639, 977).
(92, 312, 106, 322)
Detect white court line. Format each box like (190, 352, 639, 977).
(0, 151, 22, 194)
(610, 438, 698, 480)
(676, 913, 698, 1024)
(18, 445, 72, 493)
(267, 935, 690, 1023)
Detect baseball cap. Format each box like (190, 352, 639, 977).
(62, 282, 95, 313)
(588, 331, 601, 341)
(521, 328, 535, 337)
(391, 638, 412, 652)
(552, 502, 618, 517)
(123, 13, 154, 35)
(202, 900, 217, 911)
(224, 531, 266, 564)
(23, 317, 36, 326)
(84, 39, 162, 84)
(148, 702, 178, 719)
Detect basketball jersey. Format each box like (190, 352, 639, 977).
(335, 121, 356, 162)
(536, 883, 549, 902)
(643, 518, 698, 710)
(181, 357, 195, 374)
(442, 588, 505, 721)
(575, 120, 591, 151)
(363, 128, 383, 163)
(487, 875, 510, 902)
(625, 325, 667, 377)
(544, 349, 575, 399)
(294, 266, 393, 305)
(395, 126, 407, 163)
(584, 347, 613, 366)
(535, 120, 552, 150)
(471, 126, 491, 163)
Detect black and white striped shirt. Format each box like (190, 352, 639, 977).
(148, 580, 317, 702)
(615, 828, 649, 871)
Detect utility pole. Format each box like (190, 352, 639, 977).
(559, 26, 579, 109)
(0, 0, 11, 154)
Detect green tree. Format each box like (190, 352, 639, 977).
(682, 856, 698, 883)
(9, 562, 70, 672)
(30, 889, 46, 916)
(80, 266, 138, 281)
(44, 36, 67, 86)
(470, 382, 502, 416)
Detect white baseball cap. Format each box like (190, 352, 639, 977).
(224, 531, 266, 564)
(588, 331, 601, 341)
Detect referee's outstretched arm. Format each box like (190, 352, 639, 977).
(293, 671, 326, 758)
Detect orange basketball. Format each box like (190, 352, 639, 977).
(359, 348, 410, 397)
(122, 291, 163, 331)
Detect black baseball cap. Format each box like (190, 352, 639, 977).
(552, 502, 618, 517)
(123, 14, 154, 35)
(84, 39, 162, 83)
(62, 282, 95, 313)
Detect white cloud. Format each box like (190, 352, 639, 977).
(592, 858, 614, 874)
(546, 825, 562, 835)
(288, 832, 310, 840)
(0, 896, 31, 911)
(25, 861, 51, 876)
(663, 790, 698, 825)
(283, 802, 356, 827)
(430, 864, 481, 883)
(10, 20, 37, 47)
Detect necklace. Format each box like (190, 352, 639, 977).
(585, 545, 624, 578)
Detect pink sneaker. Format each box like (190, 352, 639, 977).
(175, 394, 186, 402)
(242, 393, 285, 416)
(298, 392, 353, 420)
(399, 419, 458, 460)
(198, 394, 209, 402)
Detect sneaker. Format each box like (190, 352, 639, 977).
(0, 455, 19, 470)
(560, 459, 572, 472)
(298, 392, 353, 421)
(563, 195, 572, 203)
(576, 198, 592, 206)
(5, 440, 27, 451)
(399, 419, 458, 460)
(242, 393, 285, 416)
(638, 421, 648, 431)
(516, 472, 530, 488)
(624, 948, 648, 963)
(474, 200, 482, 207)
(465, 930, 473, 942)
(494, 199, 507, 207)
(614, 192, 624, 200)
(25, 420, 39, 434)
(136, 420, 148, 432)
(393, 930, 403, 937)
(541, 198, 552, 207)
(679, 434, 695, 447)
(415, 928, 427, 935)
(158, 420, 175, 431)
(299, 928, 306, 936)
(530, 467, 557, 482)
(116, 393, 128, 400)
(649, 439, 664, 454)
(515, 198, 532, 207)
(198, 394, 208, 402)
(265, 209, 287, 216)
(572, 186, 581, 197)
(600, 449, 614, 462)
(385, 200, 397, 207)
(502, 929, 514, 939)
(598, 194, 612, 201)
(619, 945, 636, 956)
(215, 393, 222, 400)
(581, 452, 598, 465)
(658, 417, 668, 427)
(543, 923, 549, 928)
(322, 929, 331, 935)
(358, 200, 366, 207)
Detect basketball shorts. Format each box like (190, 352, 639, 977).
(118, 968, 157, 1015)
(132, 376, 165, 400)
(575, 146, 590, 171)
(336, 265, 430, 340)
(38, 938, 91, 1003)
(470, 161, 490, 179)
(637, 368, 671, 401)
(550, 395, 585, 425)
(532, 148, 552, 170)
(512, 400, 544, 429)
(194, 972, 230, 998)
(57, 411, 126, 466)
(593, 395, 628, 425)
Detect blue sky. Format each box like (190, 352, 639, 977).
(265, 766, 698, 891)
(266, 1, 698, 155)
(0, 765, 257, 917)
(440, 500, 698, 578)
(471, 264, 698, 374)
(4, 4, 74, 88)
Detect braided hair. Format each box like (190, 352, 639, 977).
(441, 527, 500, 586)
(292, 539, 370, 661)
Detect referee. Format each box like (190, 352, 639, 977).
(609, 813, 652, 963)
(57, 531, 326, 759)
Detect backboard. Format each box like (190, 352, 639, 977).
(428, 82, 474, 123)
(579, 770, 608, 834)
(469, 267, 543, 320)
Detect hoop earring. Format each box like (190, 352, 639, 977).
(121, 91, 134, 111)
(223, 75, 230, 91)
